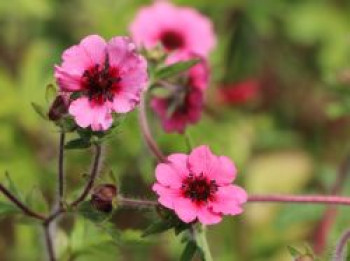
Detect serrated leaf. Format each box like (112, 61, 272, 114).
(155, 59, 200, 80)
(180, 240, 197, 261)
(31, 102, 48, 120)
(65, 138, 91, 150)
(142, 220, 174, 237)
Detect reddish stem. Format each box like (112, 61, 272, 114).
(333, 228, 350, 261)
(314, 155, 350, 254)
(71, 144, 102, 207)
(139, 93, 167, 163)
(247, 194, 350, 205)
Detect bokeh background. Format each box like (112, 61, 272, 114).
(1, 0, 350, 260)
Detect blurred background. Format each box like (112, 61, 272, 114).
(1, 0, 350, 260)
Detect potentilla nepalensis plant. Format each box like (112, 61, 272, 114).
(1, 3, 350, 261)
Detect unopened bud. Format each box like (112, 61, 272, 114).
(48, 95, 68, 121)
(91, 184, 117, 213)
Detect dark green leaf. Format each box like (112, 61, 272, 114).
(77, 201, 110, 223)
(180, 240, 197, 261)
(142, 220, 173, 237)
(65, 138, 91, 150)
(99, 223, 122, 243)
(0, 201, 21, 216)
(155, 59, 200, 80)
(31, 102, 48, 120)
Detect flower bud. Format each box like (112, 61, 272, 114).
(48, 95, 68, 121)
(91, 184, 117, 213)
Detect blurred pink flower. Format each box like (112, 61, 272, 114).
(55, 35, 148, 131)
(218, 79, 260, 105)
(151, 53, 208, 133)
(130, 2, 216, 57)
(153, 145, 247, 225)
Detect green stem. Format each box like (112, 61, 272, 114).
(195, 224, 213, 261)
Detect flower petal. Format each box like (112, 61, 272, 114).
(152, 183, 179, 209)
(210, 185, 247, 215)
(69, 97, 112, 131)
(173, 197, 197, 223)
(54, 66, 82, 92)
(197, 206, 222, 225)
(188, 145, 218, 176)
(155, 163, 184, 188)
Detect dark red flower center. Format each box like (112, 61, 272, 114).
(181, 173, 218, 203)
(160, 30, 185, 50)
(81, 59, 121, 105)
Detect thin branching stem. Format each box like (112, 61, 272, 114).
(0, 184, 45, 220)
(71, 144, 102, 207)
(333, 228, 350, 261)
(58, 132, 65, 208)
(139, 93, 167, 163)
(43, 223, 56, 261)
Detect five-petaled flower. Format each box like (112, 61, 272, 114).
(151, 52, 208, 133)
(55, 35, 148, 131)
(153, 145, 247, 225)
(130, 2, 216, 57)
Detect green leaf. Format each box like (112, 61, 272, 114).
(155, 59, 200, 80)
(31, 102, 48, 120)
(0, 201, 21, 216)
(180, 240, 197, 261)
(45, 84, 57, 103)
(4, 171, 22, 200)
(287, 246, 302, 258)
(65, 138, 91, 150)
(77, 201, 110, 223)
(142, 220, 174, 237)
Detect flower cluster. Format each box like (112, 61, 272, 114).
(51, 3, 246, 229)
(131, 2, 215, 133)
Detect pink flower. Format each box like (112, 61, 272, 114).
(151, 53, 208, 133)
(55, 35, 148, 131)
(130, 2, 216, 57)
(218, 79, 260, 105)
(153, 145, 247, 225)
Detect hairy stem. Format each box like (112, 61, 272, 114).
(43, 223, 56, 261)
(71, 144, 102, 207)
(248, 194, 350, 205)
(0, 184, 45, 220)
(195, 225, 213, 261)
(58, 132, 65, 208)
(119, 197, 157, 208)
(333, 228, 350, 261)
(139, 93, 167, 163)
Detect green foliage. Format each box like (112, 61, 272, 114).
(180, 240, 198, 261)
(155, 59, 200, 80)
